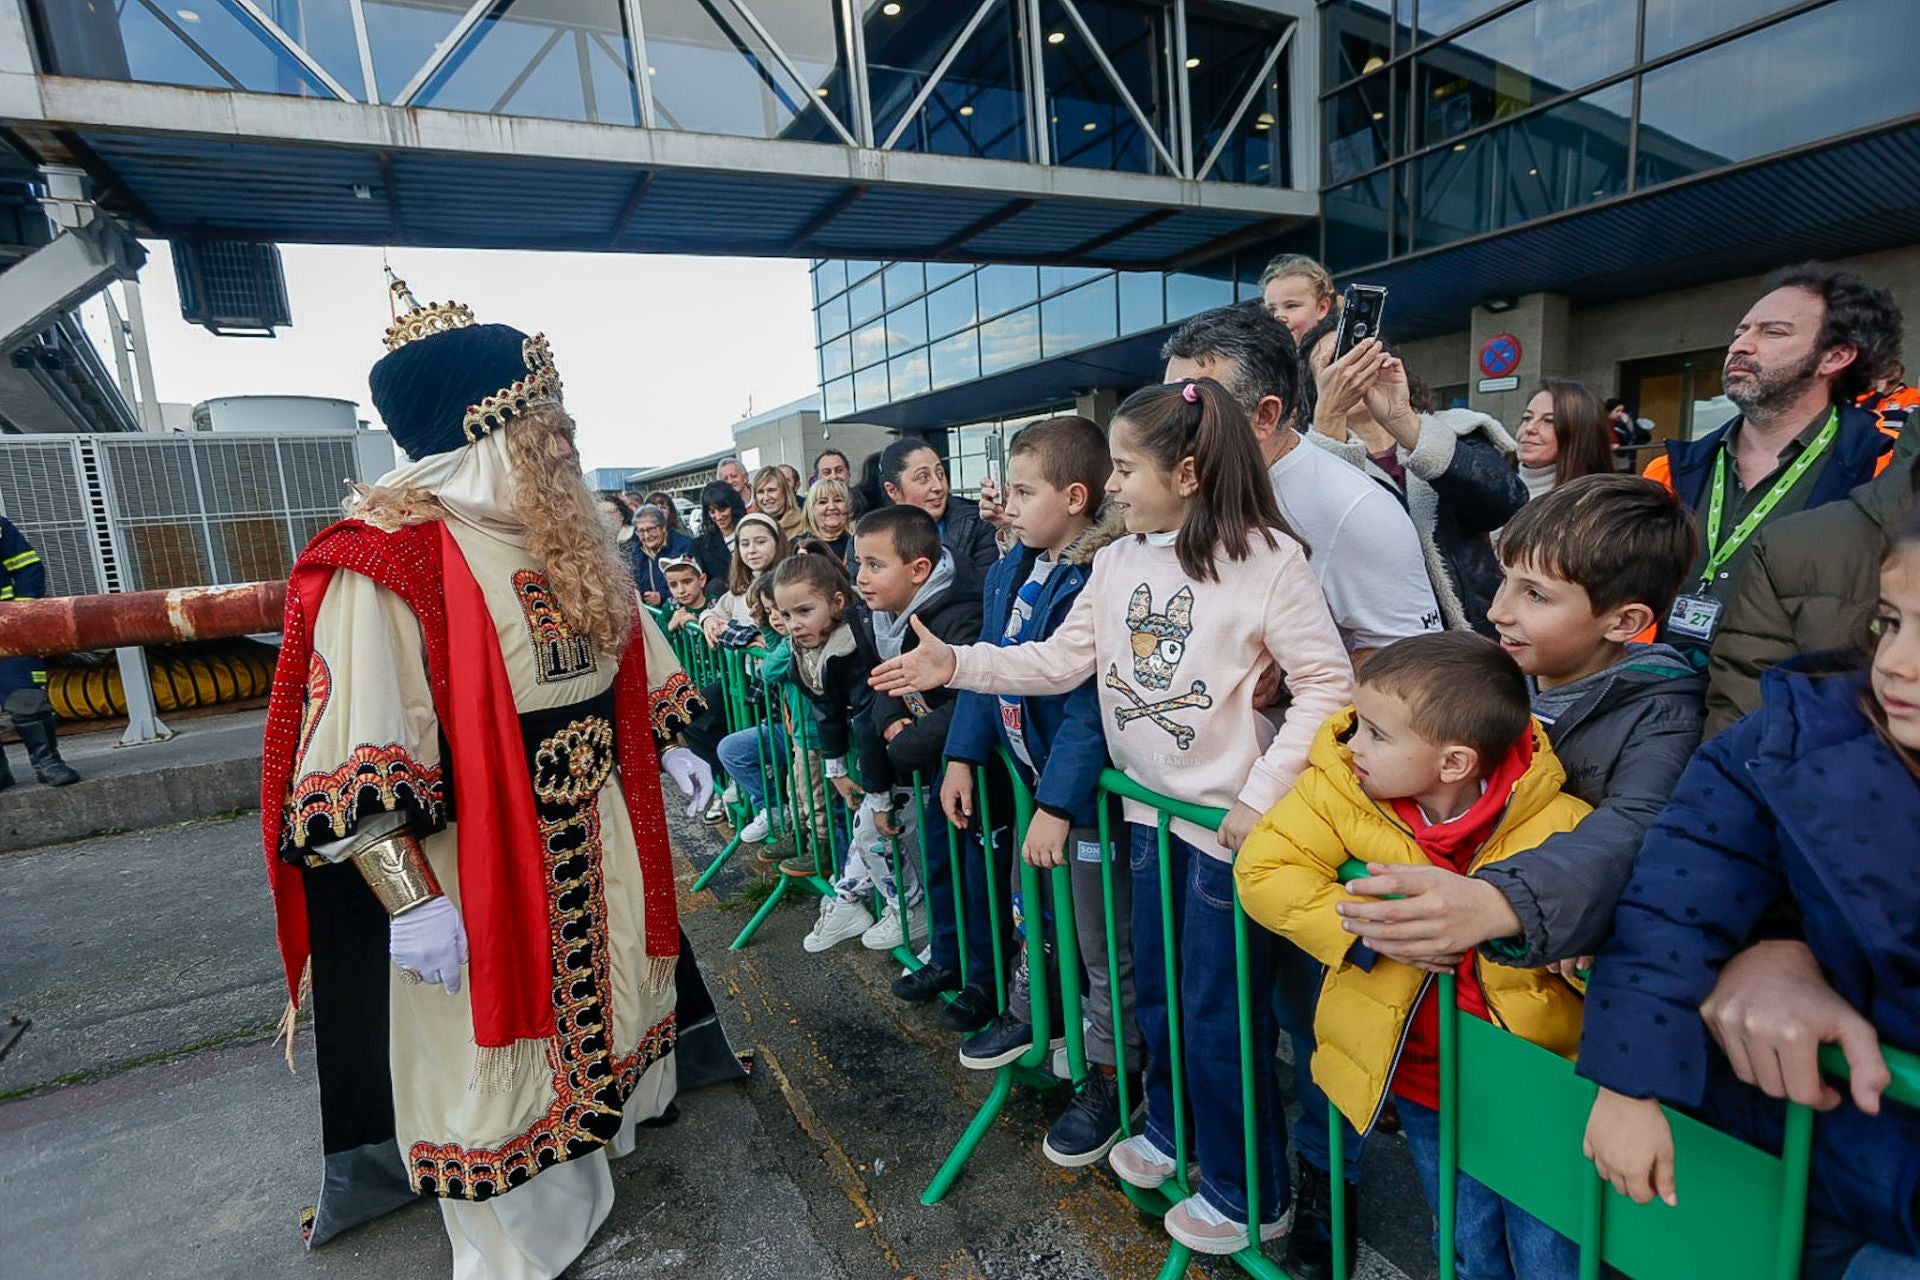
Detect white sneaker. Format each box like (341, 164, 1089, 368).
(804, 896, 873, 953)
(861, 903, 905, 950)
(722, 781, 740, 807)
(1161, 1193, 1289, 1255)
(1108, 1134, 1178, 1190)
(739, 811, 771, 844)
(703, 794, 725, 824)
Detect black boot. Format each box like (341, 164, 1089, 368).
(1285, 1160, 1355, 1280)
(16, 713, 80, 786)
(0, 739, 13, 790)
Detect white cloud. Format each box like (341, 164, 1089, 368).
(76, 243, 819, 474)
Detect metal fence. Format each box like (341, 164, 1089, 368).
(0, 431, 363, 596)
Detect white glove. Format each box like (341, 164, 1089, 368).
(661, 746, 714, 819)
(390, 896, 469, 994)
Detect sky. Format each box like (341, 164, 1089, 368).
(74, 243, 821, 474)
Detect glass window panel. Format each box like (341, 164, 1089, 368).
(1041, 276, 1119, 358)
(977, 264, 1040, 320)
(848, 277, 885, 326)
(1637, 0, 1920, 186)
(870, 0, 1031, 162)
(819, 335, 853, 382)
(100, 0, 340, 96)
(844, 260, 882, 284)
(1411, 82, 1631, 249)
(926, 262, 973, 288)
(1040, 266, 1106, 294)
(851, 318, 888, 370)
(1189, 12, 1293, 187)
(889, 350, 932, 401)
(814, 259, 846, 299)
(1324, 171, 1392, 271)
(854, 362, 890, 412)
(884, 262, 926, 308)
(635, 0, 851, 141)
(815, 291, 850, 342)
(979, 306, 1041, 375)
(1118, 271, 1165, 335)
(1643, 0, 1802, 60)
(1165, 267, 1234, 323)
(931, 331, 981, 390)
(926, 278, 979, 339)
(1039, 0, 1171, 176)
(1415, 0, 1635, 147)
(823, 376, 855, 420)
(886, 299, 928, 356)
(1324, 71, 1395, 181)
(1412, 0, 1505, 44)
(1323, 0, 1397, 86)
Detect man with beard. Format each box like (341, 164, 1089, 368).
(262, 276, 735, 1278)
(1644, 262, 1900, 666)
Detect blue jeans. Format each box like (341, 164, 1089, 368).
(914, 791, 1011, 986)
(1806, 1215, 1920, 1280)
(1271, 944, 1366, 1183)
(716, 724, 788, 812)
(1130, 824, 1287, 1223)
(1399, 1099, 1577, 1280)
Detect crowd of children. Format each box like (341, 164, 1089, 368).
(655, 363, 1917, 1280)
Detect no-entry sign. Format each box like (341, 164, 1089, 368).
(1478, 333, 1522, 378)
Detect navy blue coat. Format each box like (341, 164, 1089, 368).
(1658, 403, 1892, 515)
(629, 529, 695, 602)
(1579, 657, 1920, 1255)
(943, 519, 1117, 827)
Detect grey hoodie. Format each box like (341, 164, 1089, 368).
(1477, 643, 1707, 966)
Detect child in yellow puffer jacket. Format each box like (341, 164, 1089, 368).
(1236, 631, 1591, 1280)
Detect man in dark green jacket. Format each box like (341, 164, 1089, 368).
(1707, 419, 1920, 735)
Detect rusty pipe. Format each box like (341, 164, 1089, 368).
(0, 581, 286, 659)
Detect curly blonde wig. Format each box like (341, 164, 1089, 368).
(504, 401, 633, 658)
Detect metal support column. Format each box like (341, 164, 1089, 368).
(115, 646, 173, 746)
(121, 279, 162, 432)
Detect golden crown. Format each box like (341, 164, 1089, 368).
(462, 334, 563, 442)
(383, 269, 476, 351)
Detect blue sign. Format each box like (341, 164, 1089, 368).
(1479, 333, 1522, 378)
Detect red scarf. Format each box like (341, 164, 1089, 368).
(263, 519, 677, 1051)
(1385, 734, 1532, 1110)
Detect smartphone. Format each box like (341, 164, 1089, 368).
(1333, 284, 1388, 360)
(983, 434, 1004, 493)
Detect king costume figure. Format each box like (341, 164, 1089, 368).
(262, 277, 732, 1279)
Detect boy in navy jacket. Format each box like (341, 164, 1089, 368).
(939, 416, 1142, 1168)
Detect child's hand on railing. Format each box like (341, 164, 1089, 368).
(1548, 955, 1593, 985)
(940, 762, 974, 829)
(1021, 810, 1071, 867)
(1700, 939, 1891, 1114)
(701, 614, 726, 646)
(1336, 863, 1523, 965)
(875, 806, 903, 838)
(830, 775, 864, 806)
(1216, 801, 1261, 852)
(869, 617, 956, 693)
(1584, 1087, 1678, 1208)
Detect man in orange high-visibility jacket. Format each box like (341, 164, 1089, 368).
(1856, 362, 1920, 438)
(1640, 263, 1897, 668)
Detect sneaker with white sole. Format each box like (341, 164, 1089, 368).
(703, 794, 726, 825)
(739, 811, 771, 844)
(860, 902, 905, 950)
(1107, 1134, 1178, 1190)
(722, 781, 740, 807)
(1161, 1193, 1289, 1256)
(803, 896, 873, 953)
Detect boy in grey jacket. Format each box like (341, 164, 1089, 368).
(1334, 474, 1704, 970)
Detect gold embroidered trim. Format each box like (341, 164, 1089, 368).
(531, 716, 615, 807)
(384, 299, 476, 351)
(462, 335, 562, 442)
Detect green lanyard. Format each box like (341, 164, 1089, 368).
(1700, 409, 1838, 588)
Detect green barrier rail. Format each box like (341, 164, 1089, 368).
(663, 628, 1920, 1278)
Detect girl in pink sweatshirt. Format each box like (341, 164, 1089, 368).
(872, 378, 1353, 1254)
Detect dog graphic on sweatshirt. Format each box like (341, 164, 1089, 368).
(1107, 583, 1212, 748)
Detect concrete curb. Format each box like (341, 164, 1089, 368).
(0, 758, 261, 853)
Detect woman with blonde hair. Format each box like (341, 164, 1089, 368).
(802, 477, 856, 573)
(752, 465, 806, 542)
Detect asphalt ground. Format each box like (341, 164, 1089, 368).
(0, 787, 1437, 1279)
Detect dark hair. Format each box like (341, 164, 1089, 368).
(780, 463, 802, 488)
(1530, 378, 1615, 485)
(699, 479, 746, 528)
(599, 492, 633, 522)
(855, 504, 942, 567)
(772, 550, 853, 618)
(1383, 344, 1437, 415)
(1159, 303, 1302, 428)
(749, 569, 779, 606)
(1007, 414, 1109, 510)
(645, 490, 687, 533)
(813, 447, 850, 475)
(1112, 379, 1299, 582)
(1357, 632, 1531, 771)
(1864, 509, 1920, 779)
(1499, 473, 1699, 616)
(1294, 310, 1341, 426)
(878, 436, 943, 496)
(1602, 397, 1629, 415)
(1764, 261, 1904, 403)
(853, 450, 886, 517)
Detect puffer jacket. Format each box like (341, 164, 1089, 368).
(944, 508, 1126, 827)
(1707, 424, 1918, 735)
(1236, 709, 1591, 1131)
(1580, 657, 1920, 1257)
(938, 494, 1001, 572)
(1306, 408, 1527, 636)
(1478, 644, 1706, 966)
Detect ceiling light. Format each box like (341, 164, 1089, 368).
(882, 1, 902, 13)
(1257, 162, 1270, 171)
(959, 104, 974, 116)
(176, 7, 201, 20)
(1082, 121, 1097, 131)
(1255, 112, 1276, 126)
(1185, 56, 1201, 68)
(1362, 55, 1385, 73)
(1047, 31, 1065, 44)
(1452, 142, 1468, 151)
(351, 183, 372, 199)
(647, 65, 657, 75)
(815, 86, 830, 97)
(1527, 166, 1538, 175)
(1371, 111, 1384, 121)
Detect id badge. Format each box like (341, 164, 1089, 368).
(1667, 593, 1723, 644)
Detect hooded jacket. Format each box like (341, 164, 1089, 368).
(790, 613, 890, 792)
(1307, 409, 1528, 635)
(938, 494, 1001, 573)
(868, 551, 985, 787)
(1235, 710, 1592, 1131)
(1477, 643, 1707, 966)
(629, 528, 695, 602)
(1579, 658, 1920, 1257)
(944, 509, 1125, 827)
(1707, 424, 1918, 735)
